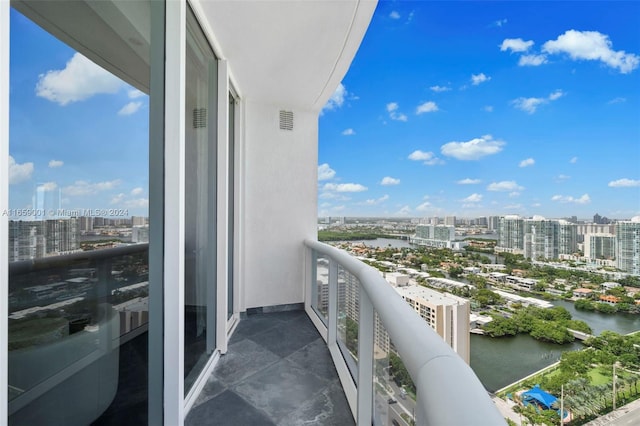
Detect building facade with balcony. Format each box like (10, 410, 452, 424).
(1, 1, 504, 425)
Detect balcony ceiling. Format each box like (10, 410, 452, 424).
(12, 0, 375, 112)
(198, 0, 376, 111)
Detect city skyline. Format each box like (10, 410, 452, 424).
(319, 2, 640, 219)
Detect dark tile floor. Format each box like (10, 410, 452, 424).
(186, 310, 355, 426)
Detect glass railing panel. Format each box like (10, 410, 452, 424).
(311, 251, 329, 324)
(373, 311, 417, 426)
(8, 246, 149, 423)
(337, 264, 359, 383)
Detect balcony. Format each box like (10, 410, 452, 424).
(8, 241, 504, 425)
(190, 240, 505, 425)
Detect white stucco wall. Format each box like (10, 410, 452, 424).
(241, 101, 318, 309)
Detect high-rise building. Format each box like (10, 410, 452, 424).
(8, 218, 78, 261)
(524, 217, 558, 260)
(585, 234, 617, 261)
(78, 216, 94, 233)
(444, 216, 456, 226)
(558, 220, 578, 256)
(501, 216, 576, 260)
(411, 224, 460, 249)
(497, 215, 525, 253)
(616, 217, 640, 275)
(132, 216, 147, 226)
(487, 216, 500, 231)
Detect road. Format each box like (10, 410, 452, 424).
(584, 398, 640, 426)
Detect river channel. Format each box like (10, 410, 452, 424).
(339, 238, 640, 392)
(471, 300, 640, 392)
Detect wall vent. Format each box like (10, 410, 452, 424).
(193, 108, 207, 128)
(279, 110, 294, 131)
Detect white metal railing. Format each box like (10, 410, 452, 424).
(305, 239, 505, 426)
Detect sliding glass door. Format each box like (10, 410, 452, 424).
(184, 6, 218, 394)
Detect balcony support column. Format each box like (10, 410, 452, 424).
(357, 287, 374, 425)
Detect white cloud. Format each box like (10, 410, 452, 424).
(551, 194, 591, 204)
(118, 101, 143, 116)
(62, 179, 122, 196)
(543, 30, 639, 74)
(365, 195, 389, 205)
(396, 206, 412, 216)
(380, 177, 400, 186)
(462, 193, 483, 203)
(430, 85, 451, 92)
(416, 101, 439, 114)
(323, 183, 368, 193)
(519, 158, 535, 167)
(342, 128, 356, 136)
(318, 163, 336, 181)
(487, 181, 524, 192)
(322, 83, 348, 112)
(504, 203, 523, 210)
(389, 11, 400, 19)
(131, 187, 144, 196)
(511, 90, 564, 114)
(37, 182, 58, 192)
(471, 73, 491, 85)
(555, 174, 571, 182)
(408, 150, 444, 165)
(128, 89, 145, 99)
(570, 157, 578, 164)
(110, 193, 126, 205)
(457, 178, 481, 185)
(512, 97, 545, 114)
(387, 102, 408, 122)
(124, 198, 149, 208)
(608, 178, 640, 188)
(48, 159, 64, 168)
(36, 53, 123, 105)
(483, 105, 494, 112)
(440, 135, 505, 160)
(9, 156, 34, 185)
(500, 38, 534, 52)
(494, 19, 508, 28)
(548, 90, 564, 101)
(416, 201, 433, 212)
(519, 54, 548, 66)
(509, 192, 521, 198)
(608, 97, 626, 104)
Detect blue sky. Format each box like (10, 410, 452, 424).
(7, 3, 639, 221)
(9, 8, 149, 218)
(319, 1, 640, 219)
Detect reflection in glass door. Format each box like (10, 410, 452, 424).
(184, 8, 217, 394)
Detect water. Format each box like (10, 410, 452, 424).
(470, 300, 640, 392)
(342, 238, 415, 249)
(470, 334, 581, 392)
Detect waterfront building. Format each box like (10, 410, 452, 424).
(411, 224, 468, 249)
(78, 216, 94, 233)
(501, 216, 577, 260)
(394, 285, 470, 364)
(616, 217, 640, 276)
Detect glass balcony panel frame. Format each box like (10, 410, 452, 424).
(304, 240, 506, 426)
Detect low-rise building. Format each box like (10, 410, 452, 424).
(573, 288, 594, 298)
